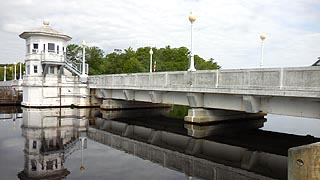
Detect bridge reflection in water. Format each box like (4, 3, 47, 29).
(1, 107, 318, 180)
(88, 109, 320, 180)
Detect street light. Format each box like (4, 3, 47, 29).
(188, 12, 196, 72)
(149, 48, 153, 73)
(260, 34, 267, 67)
(82, 40, 87, 75)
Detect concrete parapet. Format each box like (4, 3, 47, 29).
(184, 108, 265, 123)
(288, 142, 320, 180)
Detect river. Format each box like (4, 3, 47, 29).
(0, 106, 319, 180)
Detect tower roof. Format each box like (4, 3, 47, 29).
(19, 21, 72, 41)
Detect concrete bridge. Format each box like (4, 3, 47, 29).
(2, 66, 320, 121)
(89, 66, 320, 121)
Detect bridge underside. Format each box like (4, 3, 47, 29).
(94, 89, 320, 121)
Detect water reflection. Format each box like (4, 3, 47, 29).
(89, 109, 320, 180)
(18, 108, 88, 179)
(0, 106, 319, 180)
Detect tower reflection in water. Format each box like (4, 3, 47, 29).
(18, 108, 88, 180)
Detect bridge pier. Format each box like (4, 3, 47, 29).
(184, 108, 265, 123)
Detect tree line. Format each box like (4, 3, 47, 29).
(66, 44, 220, 75)
(0, 44, 219, 81)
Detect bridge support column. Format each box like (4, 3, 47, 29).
(288, 142, 320, 180)
(184, 108, 265, 123)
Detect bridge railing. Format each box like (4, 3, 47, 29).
(0, 81, 14, 87)
(88, 66, 320, 92)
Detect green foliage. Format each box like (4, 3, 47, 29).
(66, 44, 220, 75)
(168, 105, 189, 119)
(85, 46, 105, 75)
(66, 44, 82, 63)
(123, 57, 145, 73)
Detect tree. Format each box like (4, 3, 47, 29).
(66, 44, 82, 63)
(123, 57, 144, 73)
(66, 44, 220, 75)
(85, 46, 105, 75)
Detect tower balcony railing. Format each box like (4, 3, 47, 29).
(25, 50, 66, 62)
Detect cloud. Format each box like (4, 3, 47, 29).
(0, 0, 319, 68)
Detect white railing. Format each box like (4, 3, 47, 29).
(0, 81, 13, 87)
(88, 66, 320, 96)
(25, 51, 66, 62)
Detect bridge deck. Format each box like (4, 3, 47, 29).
(89, 66, 320, 98)
(89, 67, 320, 119)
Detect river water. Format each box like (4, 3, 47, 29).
(0, 106, 319, 180)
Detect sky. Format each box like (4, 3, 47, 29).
(0, 0, 319, 69)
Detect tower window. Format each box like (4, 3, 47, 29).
(31, 160, 37, 171)
(34, 65, 38, 74)
(50, 67, 55, 74)
(43, 44, 46, 52)
(33, 43, 38, 53)
(32, 141, 37, 149)
(57, 45, 59, 54)
(46, 160, 53, 170)
(33, 43, 38, 49)
(48, 43, 55, 52)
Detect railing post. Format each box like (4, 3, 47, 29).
(4, 66, 6, 81)
(19, 62, 22, 80)
(215, 70, 219, 88)
(165, 72, 168, 87)
(280, 68, 284, 90)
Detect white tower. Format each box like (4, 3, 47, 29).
(19, 20, 71, 77)
(19, 21, 90, 107)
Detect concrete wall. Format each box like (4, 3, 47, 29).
(89, 67, 320, 119)
(22, 75, 90, 107)
(89, 67, 320, 97)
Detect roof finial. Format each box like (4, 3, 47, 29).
(43, 20, 50, 26)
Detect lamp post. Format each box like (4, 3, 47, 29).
(149, 48, 153, 73)
(14, 62, 17, 80)
(188, 12, 196, 72)
(260, 34, 266, 67)
(82, 40, 87, 75)
(4, 66, 6, 81)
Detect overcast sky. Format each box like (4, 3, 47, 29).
(0, 0, 319, 69)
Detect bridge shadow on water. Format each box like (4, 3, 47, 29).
(89, 108, 320, 180)
(0, 106, 319, 180)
